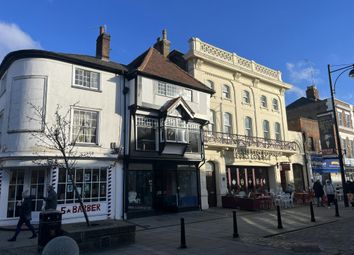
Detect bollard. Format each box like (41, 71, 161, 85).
(310, 202, 316, 222)
(179, 218, 187, 249)
(277, 205, 283, 229)
(334, 199, 340, 217)
(232, 211, 239, 238)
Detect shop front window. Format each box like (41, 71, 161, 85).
(127, 164, 153, 212)
(226, 166, 269, 195)
(57, 168, 107, 205)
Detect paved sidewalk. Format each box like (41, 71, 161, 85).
(1, 203, 353, 254)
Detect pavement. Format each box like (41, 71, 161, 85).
(1, 203, 354, 255)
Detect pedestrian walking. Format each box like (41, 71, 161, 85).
(43, 185, 58, 210)
(8, 190, 37, 241)
(323, 179, 335, 208)
(313, 180, 324, 207)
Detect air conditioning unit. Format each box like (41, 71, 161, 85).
(110, 142, 124, 155)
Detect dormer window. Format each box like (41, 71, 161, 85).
(74, 67, 100, 90)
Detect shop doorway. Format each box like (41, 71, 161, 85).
(154, 163, 199, 213)
(292, 164, 305, 192)
(7, 168, 48, 218)
(205, 162, 217, 207)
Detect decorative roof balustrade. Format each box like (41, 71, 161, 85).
(189, 38, 282, 82)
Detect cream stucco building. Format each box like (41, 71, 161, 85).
(184, 38, 307, 209)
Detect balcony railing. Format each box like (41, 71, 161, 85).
(204, 131, 298, 151)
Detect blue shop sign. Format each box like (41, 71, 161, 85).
(311, 155, 340, 173)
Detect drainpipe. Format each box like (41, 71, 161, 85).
(122, 75, 128, 219)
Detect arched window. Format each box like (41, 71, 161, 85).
(272, 98, 279, 111)
(222, 84, 231, 99)
(263, 120, 270, 139)
(245, 117, 253, 137)
(275, 122, 281, 141)
(223, 112, 232, 134)
(206, 80, 214, 90)
(261, 95, 267, 108)
(242, 90, 250, 104)
(208, 110, 216, 134)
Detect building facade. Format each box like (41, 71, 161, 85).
(123, 32, 213, 218)
(184, 38, 306, 209)
(0, 28, 125, 225)
(287, 86, 354, 184)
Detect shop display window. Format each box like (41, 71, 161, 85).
(57, 168, 107, 204)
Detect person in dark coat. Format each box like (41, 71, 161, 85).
(313, 180, 324, 207)
(8, 190, 37, 241)
(44, 185, 58, 210)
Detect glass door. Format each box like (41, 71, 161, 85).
(154, 164, 178, 212)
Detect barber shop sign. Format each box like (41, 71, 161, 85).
(59, 202, 107, 219)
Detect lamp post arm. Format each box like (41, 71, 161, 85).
(327, 64, 349, 207)
(333, 66, 354, 94)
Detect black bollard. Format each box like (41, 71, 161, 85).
(233, 211, 239, 238)
(180, 218, 187, 249)
(310, 202, 316, 222)
(277, 205, 283, 229)
(334, 199, 340, 217)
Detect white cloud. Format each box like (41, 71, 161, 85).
(286, 61, 321, 84)
(0, 21, 41, 62)
(287, 85, 305, 97)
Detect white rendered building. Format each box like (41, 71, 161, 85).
(0, 28, 125, 225)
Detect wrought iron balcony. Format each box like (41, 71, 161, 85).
(204, 131, 298, 152)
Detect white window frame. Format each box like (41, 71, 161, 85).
(338, 111, 343, 126)
(222, 85, 231, 99)
(242, 90, 250, 104)
(183, 89, 193, 102)
(206, 80, 214, 90)
(72, 108, 99, 145)
(272, 98, 279, 111)
(223, 112, 232, 134)
(136, 116, 158, 151)
(275, 122, 281, 141)
(208, 110, 216, 133)
(263, 120, 270, 139)
(73, 66, 101, 91)
(260, 95, 267, 108)
(345, 113, 351, 128)
(245, 116, 253, 137)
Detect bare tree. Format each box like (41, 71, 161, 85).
(28, 103, 91, 226)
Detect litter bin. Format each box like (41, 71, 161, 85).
(38, 210, 62, 251)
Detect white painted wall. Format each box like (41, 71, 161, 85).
(0, 58, 122, 158)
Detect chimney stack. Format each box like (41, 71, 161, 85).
(96, 25, 110, 61)
(306, 85, 320, 100)
(153, 29, 170, 57)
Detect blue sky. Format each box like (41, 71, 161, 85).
(2, 0, 354, 105)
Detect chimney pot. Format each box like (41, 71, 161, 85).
(99, 26, 105, 35)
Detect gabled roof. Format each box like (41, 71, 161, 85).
(127, 47, 214, 94)
(0, 49, 127, 78)
(160, 96, 195, 119)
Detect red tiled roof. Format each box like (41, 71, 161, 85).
(128, 48, 214, 94)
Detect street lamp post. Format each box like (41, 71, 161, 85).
(327, 64, 354, 208)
